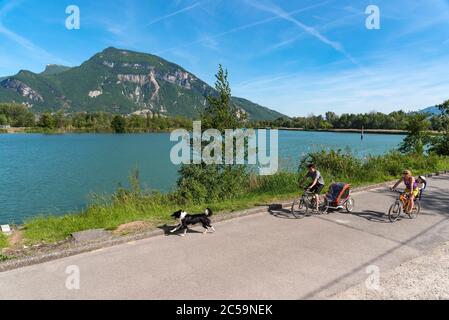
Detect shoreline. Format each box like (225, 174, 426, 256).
(1, 127, 413, 135)
(0, 127, 180, 134)
(278, 127, 408, 134)
(279, 128, 442, 135)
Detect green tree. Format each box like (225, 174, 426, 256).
(202, 64, 246, 131)
(430, 115, 443, 131)
(325, 111, 338, 128)
(38, 113, 55, 129)
(128, 114, 146, 129)
(71, 112, 87, 128)
(111, 115, 127, 133)
(0, 103, 35, 127)
(52, 111, 68, 129)
(399, 113, 431, 155)
(430, 100, 449, 155)
(0, 114, 8, 126)
(176, 65, 249, 203)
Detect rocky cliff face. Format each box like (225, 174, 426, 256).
(115, 68, 199, 113)
(0, 79, 43, 103)
(0, 47, 285, 121)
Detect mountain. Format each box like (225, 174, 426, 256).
(40, 64, 72, 75)
(420, 105, 441, 115)
(0, 47, 285, 121)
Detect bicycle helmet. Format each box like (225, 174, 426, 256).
(418, 175, 427, 182)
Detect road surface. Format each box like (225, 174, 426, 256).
(1, 175, 449, 299)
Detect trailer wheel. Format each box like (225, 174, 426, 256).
(345, 197, 355, 213)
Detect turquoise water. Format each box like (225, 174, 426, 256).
(0, 131, 403, 223)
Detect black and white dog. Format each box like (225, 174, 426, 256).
(170, 208, 215, 236)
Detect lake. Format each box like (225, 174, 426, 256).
(0, 131, 404, 223)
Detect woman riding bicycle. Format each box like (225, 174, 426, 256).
(299, 164, 325, 212)
(391, 170, 419, 214)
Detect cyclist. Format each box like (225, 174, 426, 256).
(391, 170, 419, 214)
(299, 164, 325, 211)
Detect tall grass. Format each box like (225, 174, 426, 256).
(20, 151, 449, 246)
(0, 233, 8, 251)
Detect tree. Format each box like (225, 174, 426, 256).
(202, 64, 246, 131)
(0, 114, 8, 126)
(430, 100, 449, 155)
(52, 111, 67, 129)
(38, 113, 55, 129)
(0, 103, 35, 127)
(430, 115, 443, 131)
(325, 111, 338, 128)
(399, 113, 431, 155)
(176, 65, 248, 203)
(128, 114, 146, 129)
(111, 115, 127, 133)
(71, 112, 87, 128)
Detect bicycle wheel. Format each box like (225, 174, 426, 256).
(408, 201, 421, 219)
(318, 197, 330, 214)
(388, 202, 402, 222)
(345, 197, 355, 213)
(291, 198, 303, 218)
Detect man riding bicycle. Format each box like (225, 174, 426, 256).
(299, 164, 325, 211)
(391, 170, 419, 214)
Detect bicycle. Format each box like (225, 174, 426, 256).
(388, 190, 421, 222)
(291, 189, 329, 218)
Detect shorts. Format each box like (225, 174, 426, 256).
(309, 183, 325, 194)
(404, 188, 420, 198)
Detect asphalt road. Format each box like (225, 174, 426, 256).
(1, 175, 448, 300)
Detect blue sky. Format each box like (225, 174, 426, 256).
(1, 0, 449, 116)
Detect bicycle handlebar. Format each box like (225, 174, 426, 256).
(391, 189, 412, 200)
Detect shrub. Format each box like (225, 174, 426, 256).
(111, 115, 127, 133)
(250, 171, 298, 195)
(0, 232, 9, 251)
(176, 164, 248, 204)
(295, 150, 445, 186)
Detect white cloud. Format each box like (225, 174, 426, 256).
(146, 1, 201, 26)
(245, 0, 343, 51)
(245, 0, 367, 71)
(157, 0, 329, 55)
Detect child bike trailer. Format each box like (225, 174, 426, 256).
(326, 183, 355, 212)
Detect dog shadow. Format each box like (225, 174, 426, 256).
(158, 224, 204, 236)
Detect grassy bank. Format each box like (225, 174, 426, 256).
(2, 151, 449, 251)
(0, 233, 8, 252)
